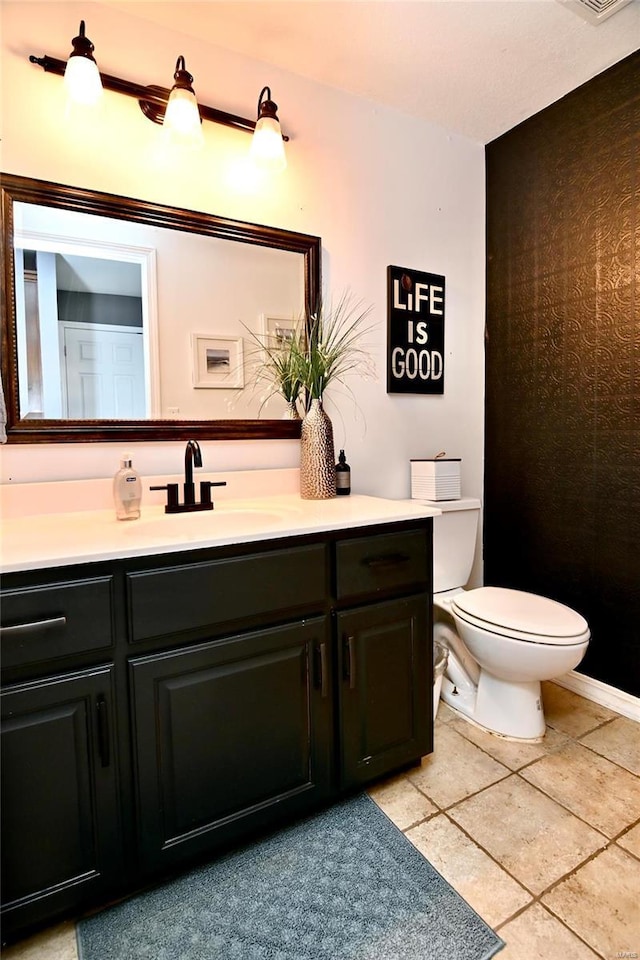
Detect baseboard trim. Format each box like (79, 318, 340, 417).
(553, 671, 640, 723)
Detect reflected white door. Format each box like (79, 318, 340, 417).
(62, 323, 146, 418)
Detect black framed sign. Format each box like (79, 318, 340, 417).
(387, 265, 446, 395)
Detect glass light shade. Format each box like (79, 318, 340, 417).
(250, 116, 287, 173)
(163, 86, 203, 147)
(64, 55, 103, 106)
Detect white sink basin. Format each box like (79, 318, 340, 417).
(124, 505, 298, 541)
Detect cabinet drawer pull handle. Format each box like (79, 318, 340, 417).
(0, 615, 67, 639)
(96, 696, 110, 768)
(363, 552, 410, 571)
(319, 642, 328, 699)
(344, 635, 357, 690)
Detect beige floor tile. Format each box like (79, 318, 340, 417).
(406, 723, 509, 809)
(0, 923, 77, 960)
(405, 814, 532, 928)
(617, 822, 640, 859)
(542, 682, 617, 738)
(498, 903, 600, 960)
(580, 717, 640, 776)
(449, 776, 607, 894)
(448, 715, 569, 771)
(368, 773, 437, 829)
(543, 844, 640, 959)
(520, 740, 640, 837)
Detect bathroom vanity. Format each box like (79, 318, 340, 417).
(0, 494, 436, 940)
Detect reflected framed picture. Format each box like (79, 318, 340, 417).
(260, 314, 301, 354)
(191, 334, 244, 389)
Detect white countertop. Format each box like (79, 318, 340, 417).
(0, 495, 440, 573)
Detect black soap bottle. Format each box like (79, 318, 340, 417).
(335, 449, 351, 496)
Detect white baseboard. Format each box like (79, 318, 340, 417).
(553, 671, 640, 723)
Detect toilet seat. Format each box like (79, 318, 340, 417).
(451, 587, 590, 646)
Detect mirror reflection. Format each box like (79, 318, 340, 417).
(14, 201, 305, 422)
(0, 174, 321, 443)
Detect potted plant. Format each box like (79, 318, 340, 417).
(245, 293, 373, 497)
(298, 293, 373, 499)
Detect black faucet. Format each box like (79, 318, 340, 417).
(183, 439, 202, 506)
(150, 440, 227, 513)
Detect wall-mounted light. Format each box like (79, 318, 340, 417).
(163, 56, 203, 148)
(30, 22, 289, 170)
(250, 87, 287, 173)
(63, 20, 103, 106)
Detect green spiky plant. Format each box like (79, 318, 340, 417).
(300, 292, 374, 408)
(245, 292, 374, 415)
(244, 318, 307, 415)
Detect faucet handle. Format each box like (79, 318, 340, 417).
(150, 483, 180, 512)
(199, 480, 227, 508)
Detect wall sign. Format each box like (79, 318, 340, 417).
(387, 265, 445, 395)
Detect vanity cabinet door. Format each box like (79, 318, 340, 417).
(130, 617, 332, 873)
(0, 666, 121, 939)
(336, 594, 431, 789)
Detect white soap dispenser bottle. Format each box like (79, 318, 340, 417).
(113, 456, 142, 521)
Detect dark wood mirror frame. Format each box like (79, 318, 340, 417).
(0, 174, 321, 443)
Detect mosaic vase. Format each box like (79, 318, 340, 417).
(300, 399, 336, 500)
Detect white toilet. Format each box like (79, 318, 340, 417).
(428, 498, 590, 740)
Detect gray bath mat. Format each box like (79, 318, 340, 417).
(77, 793, 504, 959)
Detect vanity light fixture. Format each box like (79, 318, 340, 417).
(29, 23, 289, 169)
(162, 56, 203, 148)
(250, 87, 287, 172)
(62, 20, 103, 106)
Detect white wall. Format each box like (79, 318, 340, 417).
(1, 0, 485, 514)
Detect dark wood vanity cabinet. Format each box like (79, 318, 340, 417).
(0, 519, 432, 940)
(337, 595, 429, 787)
(1, 670, 121, 932)
(130, 618, 334, 873)
(333, 528, 432, 787)
(0, 575, 121, 938)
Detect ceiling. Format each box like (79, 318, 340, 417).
(56, 255, 142, 296)
(104, 0, 639, 143)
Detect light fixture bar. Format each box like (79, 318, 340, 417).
(29, 54, 289, 141)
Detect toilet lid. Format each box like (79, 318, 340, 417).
(451, 587, 590, 645)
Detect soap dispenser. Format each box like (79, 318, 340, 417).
(335, 449, 351, 496)
(114, 456, 142, 520)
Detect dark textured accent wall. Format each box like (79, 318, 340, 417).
(485, 51, 639, 698)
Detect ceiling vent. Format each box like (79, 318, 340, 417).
(558, 0, 634, 24)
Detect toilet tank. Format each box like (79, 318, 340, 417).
(422, 497, 481, 593)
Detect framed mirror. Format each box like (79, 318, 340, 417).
(0, 174, 321, 443)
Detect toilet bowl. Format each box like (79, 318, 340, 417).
(424, 498, 590, 740)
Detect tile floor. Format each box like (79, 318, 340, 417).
(2, 681, 639, 960)
(370, 682, 640, 960)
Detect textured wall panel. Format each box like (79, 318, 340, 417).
(485, 51, 639, 697)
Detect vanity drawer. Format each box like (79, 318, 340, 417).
(336, 528, 430, 602)
(0, 577, 114, 669)
(127, 543, 327, 643)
